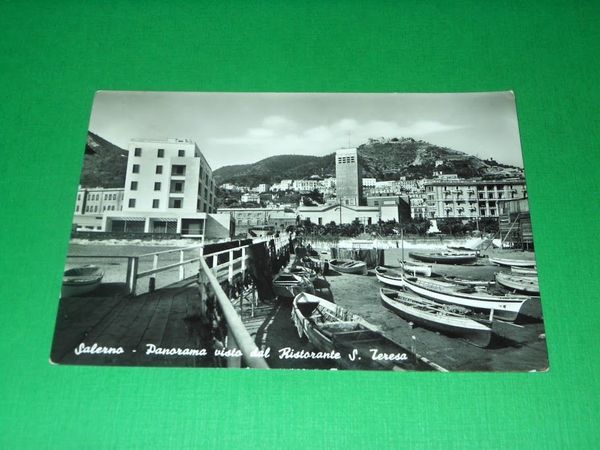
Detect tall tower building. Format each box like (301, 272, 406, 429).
(335, 148, 362, 206)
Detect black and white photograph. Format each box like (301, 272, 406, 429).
(50, 91, 548, 372)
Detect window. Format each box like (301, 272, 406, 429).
(178, 149, 185, 157)
(154, 182, 161, 191)
(156, 165, 163, 174)
(172, 165, 186, 176)
(129, 199, 136, 208)
(131, 181, 138, 190)
(152, 199, 159, 209)
(169, 198, 182, 209)
(132, 164, 140, 173)
(134, 147, 142, 156)
(157, 148, 164, 158)
(76, 206, 79, 212)
(171, 181, 184, 193)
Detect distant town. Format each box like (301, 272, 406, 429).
(73, 135, 531, 246)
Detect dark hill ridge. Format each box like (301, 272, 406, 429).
(214, 137, 513, 185)
(79, 133, 520, 189)
(80, 132, 128, 188)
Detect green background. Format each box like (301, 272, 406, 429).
(1, 1, 599, 448)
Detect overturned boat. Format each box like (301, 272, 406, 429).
(62, 265, 104, 297)
(496, 272, 540, 295)
(291, 293, 441, 371)
(379, 288, 493, 347)
(328, 259, 367, 275)
(402, 275, 530, 322)
(409, 251, 478, 265)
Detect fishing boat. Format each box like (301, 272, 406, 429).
(442, 276, 494, 287)
(62, 265, 104, 297)
(379, 288, 493, 347)
(402, 275, 529, 322)
(272, 272, 314, 298)
(287, 266, 317, 282)
(511, 266, 538, 276)
(399, 260, 432, 277)
(447, 246, 481, 256)
(374, 266, 405, 287)
(291, 293, 439, 371)
(328, 259, 367, 275)
(409, 251, 477, 265)
(496, 272, 540, 295)
(488, 256, 536, 268)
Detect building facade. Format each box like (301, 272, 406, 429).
(297, 204, 380, 226)
(73, 187, 125, 231)
(218, 207, 297, 231)
(103, 138, 229, 238)
(424, 179, 527, 219)
(335, 148, 362, 206)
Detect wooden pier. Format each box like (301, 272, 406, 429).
(52, 238, 289, 368)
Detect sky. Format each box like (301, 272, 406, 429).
(89, 91, 524, 170)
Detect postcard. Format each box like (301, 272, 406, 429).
(50, 91, 548, 371)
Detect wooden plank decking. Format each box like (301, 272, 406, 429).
(50, 279, 217, 367)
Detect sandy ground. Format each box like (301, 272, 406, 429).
(319, 250, 548, 371)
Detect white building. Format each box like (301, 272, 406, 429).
(298, 204, 380, 226)
(103, 138, 230, 238)
(362, 178, 376, 188)
(257, 183, 270, 193)
(73, 186, 125, 231)
(241, 193, 261, 203)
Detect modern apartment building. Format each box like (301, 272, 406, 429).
(424, 179, 527, 219)
(103, 138, 229, 238)
(335, 148, 362, 206)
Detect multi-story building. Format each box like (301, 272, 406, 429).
(241, 193, 260, 203)
(293, 178, 321, 193)
(365, 195, 411, 222)
(335, 148, 362, 206)
(218, 207, 297, 231)
(73, 187, 125, 230)
(103, 138, 230, 238)
(256, 183, 271, 193)
(424, 179, 527, 219)
(408, 192, 428, 219)
(362, 178, 376, 188)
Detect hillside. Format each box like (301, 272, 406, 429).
(79, 132, 128, 188)
(213, 137, 518, 186)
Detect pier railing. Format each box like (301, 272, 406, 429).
(198, 256, 269, 369)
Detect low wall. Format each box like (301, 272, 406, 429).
(71, 231, 182, 241)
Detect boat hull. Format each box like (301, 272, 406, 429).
(403, 276, 527, 322)
(61, 265, 104, 298)
(400, 261, 432, 277)
(496, 272, 540, 295)
(409, 252, 477, 265)
(328, 259, 367, 275)
(291, 293, 438, 371)
(380, 289, 492, 347)
(488, 257, 536, 268)
(375, 267, 405, 287)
